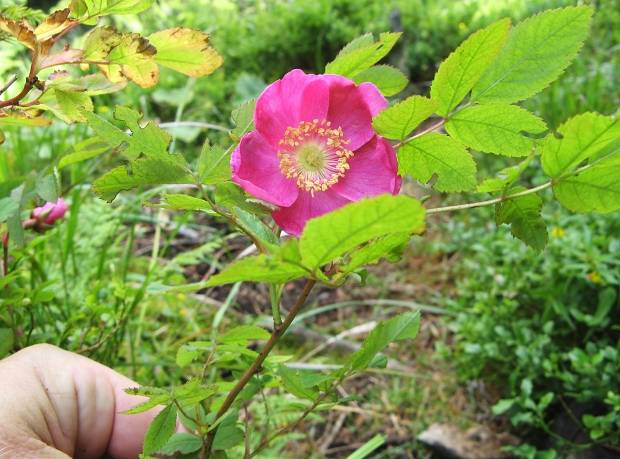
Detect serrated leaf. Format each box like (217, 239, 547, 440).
(84, 27, 158, 88)
(84, 106, 172, 161)
(348, 312, 420, 372)
(431, 18, 510, 116)
(212, 422, 244, 450)
(325, 32, 401, 78)
(232, 207, 278, 245)
(174, 380, 218, 405)
(52, 89, 93, 123)
(553, 154, 620, 213)
(123, 394, 170, 415)
(446, 103, 547, 157)
(541, 113, 620, 177)
(472, 6, 593, 103)
(147, 28, 222, 77)
(70, 0, 153, 18)
(206, 255, 308, 286)
(477, 156, 533, 193)
(496, 187, 547, 250)
(158, 433, 202, 456)
(372, 96, 437, 140)
(198, 141, 231, 184)
(143, 404, 177, 455)
(300, 195, 425, 269)
(93, 157, 192, 202)
(279, 366, 321, 401)
(352, 65, 408, 97)
(398, 133, 477, 192)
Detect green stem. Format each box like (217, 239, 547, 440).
(270, 284, 282, 327)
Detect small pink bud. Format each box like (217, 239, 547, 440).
(32, 198, 68, 225)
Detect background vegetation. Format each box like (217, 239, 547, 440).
(1, 0, 619, 457)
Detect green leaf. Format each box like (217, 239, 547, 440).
(174, 380, 218, 406)
(325, 32, 401, 78)
(553, 154, 620, 213)
(84, 106, 172, 161)
(212, 422, 244, 451)
(219, 325, 270, 345)
(278, 366, 321, 401)
(123, 394, 170, 415)
(143, 404, 177, 455)
(58, 137, 109, 169)
(70, 0, 153, 17)
(0, 113, 52, 128)
(352, 65, 408, 97)
(339, 233, 409, 274)
(300, 195, 425, 269)
(477, 156, 533, 193)
(93, 157, 192, 202)
(84, 27, 158, 88)
(232, 207, 278, 245)
(346, 434, 386, 459)
(53, 90, 93, 123)
(147, 28, 222, 77)
(160, 194, 214, 213)
(398, 133, 477, 192)
(198, 141, 231, 184)
(230, 99, 256, 140)
(0, 328, 14, 358)
(446, 103, 547, 157)
(495, 187, 547, 250)
(431, 18, 511, 116)
(372, 96, 437, 140)
(472, 6, 593, 103)
(158, 433, 202, 456)
(214, 182, 271, 215)
(0, 197, 18, 223)
(206, 255, 308, 286)
(541, 113, 620, 177)
(35, 174, 59, 202)
(348, 312, 420, 372)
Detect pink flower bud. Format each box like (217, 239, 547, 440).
(32, 198, 68, 225)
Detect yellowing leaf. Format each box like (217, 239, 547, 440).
(34, 9, 77, 41)
(148, 28, 222, 77)
(0, 112, 52, 127)
(70, 0, 154, 18)
(0, 15, 36, 49)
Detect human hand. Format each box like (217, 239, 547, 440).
(0, 344, 161, 458)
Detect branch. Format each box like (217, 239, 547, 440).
(0, 49, 39, 109)
(425, 181, 553, 214)
(0, 74, 18, 96)
(394, 118, 446, 149)
(201, 279, 317, 457)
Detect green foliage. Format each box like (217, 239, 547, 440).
(495, 187, 547, 250)
(325, 32, 401, 78)
(143, 403, 177, 455)
(352, 65, 408, 97)
(445, 103, 547, 157)
(299, 195, 425, 270)
(472, 6, 593, 103)
(372, 96, 437, 140)
(398, 133, 477, 192)
(431, 18, 510, 116)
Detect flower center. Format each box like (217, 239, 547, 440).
(278, 119, 353, 194)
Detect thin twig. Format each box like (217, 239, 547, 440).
(201, 279, 317, 457)
(0, 74, 18, 96)
(425, 181, 553, 214)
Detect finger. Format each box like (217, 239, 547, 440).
(0, 344, 160, 459)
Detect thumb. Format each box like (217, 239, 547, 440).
(0, 344, 160, 459)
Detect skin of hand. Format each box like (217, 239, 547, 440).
(0, 344, 160, 459)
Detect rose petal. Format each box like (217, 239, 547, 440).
(358, 82, 388, 116)
(231, 131, 298, 207)
(272, 189, 350, 236)
(332, 136, 401, 201)
(323, 75, 374, 150)
(255, 70, 328, 148)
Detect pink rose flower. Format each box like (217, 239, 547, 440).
(231, 69, 401, 236)
(32, 198, 68, 225)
